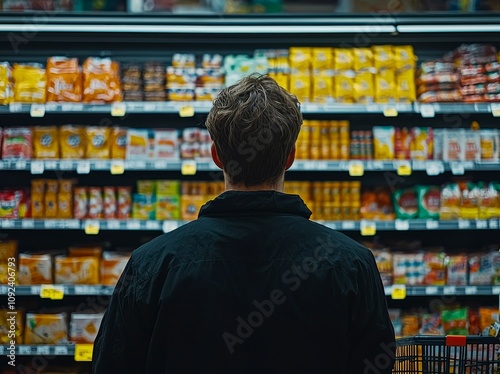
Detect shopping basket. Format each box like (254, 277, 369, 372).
(394, 335, 500, 373)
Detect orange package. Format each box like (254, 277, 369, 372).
(54, 256, 99, 284)
(45, 180, 58, 218)
(68, 245, 102, 258)
(18, 253, 52, 284)
(60, 125, 85, 159)
(33, 126, 59, 159)
(85, 126, 111, 159)
(117, 186, 132, 219)
(111, 127, 127, 159)
(0, 240, 18, 284)
(100, 252, 130, 286)
(0, 309, 24, 344)
(70, 313, 104, 344)
(83, 57, 122, 103)
(360, 188, 395, 221)
(25, 313, 68, 344)
(46, 57, 82, 102)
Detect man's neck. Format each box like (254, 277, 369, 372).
(225, 182, 284, 193)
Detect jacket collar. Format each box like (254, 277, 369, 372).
(199, 190, 312, 219)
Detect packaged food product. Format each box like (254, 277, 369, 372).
(375, 69, 396, 103)
(353, 72, 374, 103)
(88, 187, 103, 219)
(60, 125, 85, 159)
(460, 182, 480, 219)
(110, 127, 127, 159)
(70, 313, 104, 344)
(393, 188, 418, 219)
(289, 75, 311, 103)
(312, 48, 333, 74)
(117, 186, 132, 219)
(25, 313, 68, 344)
(402, 314, 420, 337)
(83, 57, 122, 103)
(415, 185, 440, 219)
(440, 183, 461, 220)
(0, 62, 12, 105)
(333, 49, 353, 71)
(395, 127, 411, 160)
(73, 187, 88, 219)
(172, 53, 195, 68)
(423, 252, 446, 285)
(132, 193, 155, 220)
(156, 180, 180, 196)
(103, 186, 117, 219)
(372, 46, 394, 70)
(478, 182, 499, 219)
(0, 190, 21, 219)
(360, 188, 395, 221)
(58, 192, 72, 219)
(46, 57, 82, 102)
(100, 252, 130, 286)
(180, 193, 206, 221)
(154, 129, 179, 159)
(396, 69, 416, 102)
(167, 85, 195, 101)
(334, 72, 354, 103)
(195, 86, 222, 101)
(312, 76, 334, 104)
(12, 63, 46, 103)
(156, 195, 181, 220)
(32, 126, 59, 159)
(85, 126, 111, 159)
(464, 130, 481, 161)
(479, 307, 500, 331)
(394, 46, 416, 71)
(45, 180, 58, 219)
(373, 126, 395, 160)
(443, 129, 465, 161)
(0, 240, 18, 284)
(137, 180, 155, 195)
(126, 129, 150, 160)
(289, 47, 312, 72)
(410, 127, 433, 160)
(370, 248, 392, 286)
(0, 309, 24, 344)
(353, 48, 373, 71)
(54, 256, 99, 284)
(469, 252, 497, 285)
(2, 127, 32, 160)
(18, 253, 52, 284)
(166, 67, 197, 85)
(392, 252, 424, 285)
(419, 313, 443, 335)
(202, 53, 223, 69)
(480, 130, 499, 161)
(441, 309, 468, 335)
(31, 192, 44, 219)
(433, 129, 444, 160)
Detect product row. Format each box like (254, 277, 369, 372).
(297, 121, 499, 162)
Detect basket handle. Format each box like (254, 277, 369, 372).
(446, 335, 467, 346)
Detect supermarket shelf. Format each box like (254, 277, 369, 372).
(384, 285, 500, 297)
(2, 159, 500, 174)
(1, 219, 498, 231)
(0, 285, 114, 296)
(0, 344, 77, 356)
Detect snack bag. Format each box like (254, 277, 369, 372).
(419, 313, 443, 335)
(480, 129, 499, 161)
(60, 125, 85, 159)
(479, 308, 500, 332)
(156, 180, 180, 196)
(433, 129, 444, 160)
(479, 182, 499, 219)
(446, 254, 468, 285)
(464, 130, 481, 161)
(110, 127, 127, 159)
(117, 186, 132, 219)
(0, 62, 12, 105)
(360, 188, 395, 221)
(85, 126, 111, 159)
(439, 183, 461, 220)
(46, 57, 82, 102)
(353, 71, 375, 103)
(88, 187, 103, 219)
(181, 193, 206, 221)
(137, 180, 155, 195)
(416, 185, 440, 219)
(25, 313, 68, 344)
(54, 256, 99, 284)
(132, 193, 155, 220)
(459, 182, 480, 219)
(392, 252, 424, 285)
(0, 309, 24, 344)
(156, 195, 181, 220)
(410, 127, 433, 160)
(289, 47, 312, 73)
(441, 309, 468, 335)
(373, 126, 395, 160)
(393, 188, 418, 219)
(18, 253, 52, 284)
(353, 48, 373, 71)
(70, 313, 104, 344)
(333, 49, 353, 71)
(375, 69, 396, 102)
(126, 129, 150, 160)
(2, 127, 32, 160)
(394, 46, 416, 71)
(58, 192, 73, 219)
(73, 187, 88, 219)
(396, 69, 416, 102)
(83, 57, 122, 103)
(12, 63, 46, 103)
(45, 180, 58, 219)
(33, 126, 59, 159)
(423, 252, 446, 285)
(443, 129, 465, 161)
(372, 46, 394, 70)
(395, 127, 411, 160)
(289, 75, 311, 103)
(469, 253, 495, 285)
(312, 48, 333, 74)
(0, 240, 18, 285)
(103, 186, 117, 219)
(100, 252, 130, 286)
(312, 76, 334, 104)
(334, 72, 354, 103)
(154, 129, 179, 159)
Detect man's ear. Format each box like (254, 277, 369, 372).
(211, 143, 224, 170)
(285, 146, 295, 171)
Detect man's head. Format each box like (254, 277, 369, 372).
(206, 74, 303, 190)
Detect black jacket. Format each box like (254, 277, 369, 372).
(93, 191, 395, 374)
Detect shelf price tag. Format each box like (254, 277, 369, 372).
(465, 286, 478, 295)
(179, 105, 195, 118)
(425, 161, 443, 176)
(476, 220, 488, 229)
(420, 104, 436, 118)
(391, 285, 406, 300)
(450, 162, 465, 175)
(76, 161, 90, 174)
(40, 285, 64, 300)
(9, 102, 22, 113)
(360, 220, 376, 236)
(30, 161, 44, 175)
(383, 107, 398, 117)
(162, 221, 178, 233)
(348, 161, 364, 177)
(54, 346, 69, 355)
(491, 104, 500, 117)
(458, 219, 471, 229)
(36, 346, 50, 355)
(181, 160, 197, 175)
(84, 220, 100, 235)
(111, 102, 126, 117)
(395, 219, 410, 231)
(74, 344, 93, 362)
(110, 160, 125, 175)
(30, 104, 45, 117)
(396, 161, 412, 176)
(425, 286, 439, 295)
(426, 220, 439, 230)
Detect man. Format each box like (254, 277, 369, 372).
(93, 74, 395, 374)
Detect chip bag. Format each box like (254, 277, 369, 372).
(353, 71, 374, 103)
(33, 126, 59, 159)
(2, 127, 32, 160)
(353, 48, 373, 71)
(372, 46, 394, 70)
(410, 127, 433, 160)
(12, 63, 46, 103)
(312, 76, 334, 104)
(416, 185, 440, 219)
(393, 188, 418, 219)
(0, 62, 12, 105)
(440, 183, 461, 220)
(85, 126, 111, 159)
(60, 125, 85, 159)
(396, 69, 416, 102)
(394, 45, 416, 71)
(290, 75, 311, 103)
(111, 127, 127, 159)
(375, 69, 396, 103)
(312, 48, 333, 74)
(83, 57, 122, 103)
(289, 47, 312, 73)
(373, 126, 395, 160)
(333, 49, 353, 71)
(441, 309, 468, 335)
(334, 72, 354, 103)
(46, 57, 82, 102)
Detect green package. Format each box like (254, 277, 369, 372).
(392, 188, 418, 219)
(441, 308, 468, 335)
(416, 185, 441, 219)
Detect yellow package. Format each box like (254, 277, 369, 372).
(396, 69, 416, 102)
(33, 126, 59, 159)
(60, 125, 85, 159)
(372, 46, 394, 70)
(333, 49, 353, 71)
(54, 256, 99, 284)
(31, 179, 45, 195)
(312, 76, 334, 104)
(290, 75, 311, 103)
(375, 69, 396, 103)
(268, 73, 289, 91)
(31, 193, 44, 219)
(18, 253, 52, 284)
(70, 313, 104, 344)
(111, 127, 127, 159)
(0, 309, 24, 344)
(100, 252, 130, 286)
(289, 47, 312, 72)
(137, 180, 156, 195)
(373, 126, 395, 160)
(58, 193, 73, 219)
(312, 48, 333, 74)
(85, 126, 111, 159)
(354, 71, 375, 103)
(181, 194, 206, 221)
(353, 48, 373, 71)
(0, 240, 18, 285)
(45, 192, 58, 218)
(394, 45, 416, 71)
(25, 313, 68, 344)
(156, 195, 181, 220)
(0, 62, 12, 105)
(334, 72, 354, 103)
(12, 63, 46, 103)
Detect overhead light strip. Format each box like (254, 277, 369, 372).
(398, 24, 500, 33)
(0, 24, 396, 34)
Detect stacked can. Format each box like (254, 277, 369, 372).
(351, 130, 373, 160)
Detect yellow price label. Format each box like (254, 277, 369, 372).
(383, 107, 398, 117)
(84, 221, 100, 235)
(391, 285, 407, 300)
(360, 221, 376, 236)
(30, 104, 46, 118)
(181, 160, 197, 175)
(74, 344, 93, 362)
(40, 285, 64, 300)
(110, 161, 125, 175)
(397, 162, 412, 176)
(111, 103, 126, 117)
(179, 105, 195, 118)
(348, 161, 364, 177)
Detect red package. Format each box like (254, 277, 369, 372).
(420, 61, 455, 74)
(88, 187, 103, 219)
(485, 93, 500, 102)
(417, 83, 458, 95)
(117, 187, 131, 220)
(0, 189, 24, 218)
(2, 127, 32, 160)
(486, 83, 500, 94)
(73, 187, 88, 219)
(419, 90, 462, 103)
(459, 65, 486, 76)
(487, 70, 500, 83)
(463, 95, 484, 103)
(460, 85, 485, 96)
(461, 75, 487, 86)
(485, 62, 500, 73)
(395, 127, 411, 160)
(103, 186, 117, 219)
(418, 72, 459, 85)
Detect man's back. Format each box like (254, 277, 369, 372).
(93, 191, 395, 374)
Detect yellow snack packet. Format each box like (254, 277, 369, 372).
(0, 62, 12, 105)
(334, 72, 354, 103)
(354, 71, 375, 103)
(312, 76, 334, 104)
(85, 126, 111, 159)
(373, 126, 395, 160)
(290, 75, 311, 103)
(394, 45, 416, 71)
(12, 63, 46, 103)
(111, 127, 127, 159)
(60, 125, 85, 159)
(353, 48, 373, 71)
(373, 46, 394, 70)
(375, 69, 396, 103)
(312, 48, 333, 74)
(33, 126, 59, 159)
(289, 47, 312, 72)
(0, 309, 24, 344)
(269, 73, 289, 91)
(396, 69, 416, 102)
(54, 256, 99, 284)
(333, 49, 353, 71)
